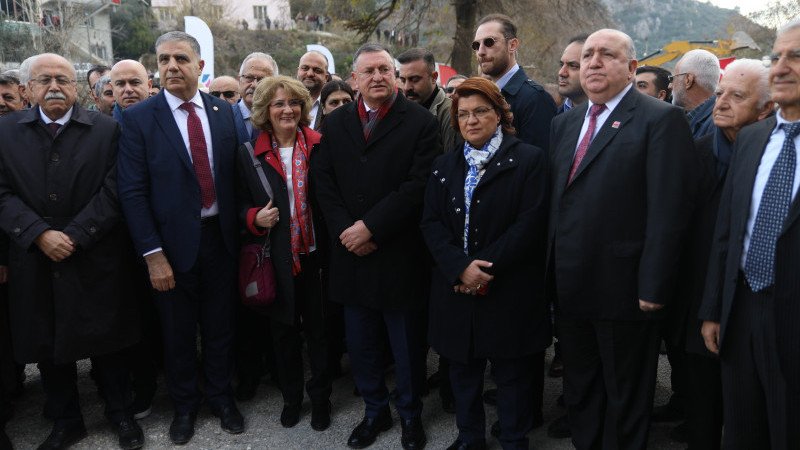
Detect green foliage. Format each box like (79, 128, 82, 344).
(112, 0, 159, 60)
(0, 12, 37, 63)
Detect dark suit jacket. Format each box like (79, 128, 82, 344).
(502, 67, 557, 152)
(312, 93, 441, 311)
(421, 134, 550, 363)
(547, 87, 698, 320)
(117, 90, 240, 272)
(232, 99, 251, 144)
(699, 116, 800, 389)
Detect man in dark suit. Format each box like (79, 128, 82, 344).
(556, 35, 588, 114)
(547, 29, 697, 449)
(233, 52, 278, 144)
(296, 50, 329, 130)
(117, 31, 244, 445)
(0, 53, 143, 450)
(699, 21, 800, 449)
(313, 42, 441, 450)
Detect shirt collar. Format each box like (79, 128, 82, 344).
(585, 83, 632, 117)
(773, 109, 800, 133)
(164, 89, 203, 113)
(237, 99, 251, 119)
(39, 105, 73, 125)
(563, 98, 574, 110)
(495, 64, 520, 91)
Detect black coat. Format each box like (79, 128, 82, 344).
(0, 105, 139, 364)
(547, 88, 699, 320)
(421, 134, 550, 363)
(235, 126, 327, 325)
(312, 93, 441, 311)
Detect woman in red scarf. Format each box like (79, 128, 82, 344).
(234, 76, 332, 431)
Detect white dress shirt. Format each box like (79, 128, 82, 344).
(39, 106, 73, 128)
(309, 96, 321, 129)
(574, 84, 632, 157)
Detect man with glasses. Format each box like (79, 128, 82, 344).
(0, 53, 144, 450)
(473, 13, 556, 151)
(296, 50, 330, 130)
(313, 42, 441, 450)
(234, 52, 278, 143)
(208, 75, 240, 105)
(670, 49, 720, 138)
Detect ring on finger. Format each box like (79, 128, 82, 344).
(465, 288, 473, 294)
(477, 284, 483, 290)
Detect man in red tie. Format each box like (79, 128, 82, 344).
(546, 29, 698, 449)
(117, 31, 243, 445)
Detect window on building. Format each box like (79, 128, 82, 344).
(156, 7, 174, 21)
(253, 5, 268, 20)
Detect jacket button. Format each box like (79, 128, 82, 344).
(89, 226, 97, 234)
(49, 193, 57, 201)
(476, 199, 480, 204)
(51, 153, 60, 162)
(13, 227, 20, 234)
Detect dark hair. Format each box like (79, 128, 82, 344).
(87, 65, 110, 86)
(353, 42, 393, 70)
(396, 48, 435, 73)
(636, 66, 672, 100)
(477, 14, 517, 40)
(451, 77, 515, 135)
(446, 74, 468, 86)
(320, 80, 354, 107)
(568, 33, 590, 45)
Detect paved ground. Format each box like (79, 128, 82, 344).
(5, 348, 685, 449)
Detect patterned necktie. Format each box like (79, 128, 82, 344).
(744, 122, 800, 291)
(367, 110, 377, 123)
(568, 103, 606, 184)
(180, 102, 216, 209)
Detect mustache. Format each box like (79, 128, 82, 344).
(45, 91, 66, 100)
(246, 88, 255, 95)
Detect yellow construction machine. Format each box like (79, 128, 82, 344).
(638, 31, 760, 66)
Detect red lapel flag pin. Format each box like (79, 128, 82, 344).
(612, 121, 621, 128)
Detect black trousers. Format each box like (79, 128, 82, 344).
(685, 352, 722, 450)
(234, 304, 278, 385)
(558, 317, 660, 450)
(719, 282, 797, 449)
(451, 354, 538, 450)
(39, 348, 131, 427)
(154, 219, 236, 413)
(660, 311, 688, 412)
(270, 252, 331, 406)
(127, 260, 161, 403)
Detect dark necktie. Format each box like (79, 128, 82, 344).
(180, 102, 216, 209)
(48, 122, 61, 136)
(744, 122, 800, 291)
(568, 103, 606, 184)
(368, 110, 377, 122)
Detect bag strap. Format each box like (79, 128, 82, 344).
(244, 140, 272, 254)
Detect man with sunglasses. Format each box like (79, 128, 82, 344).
(234, 52, 278, 144)
(473, 13, 556, 152)
(670, 49, 720, 138)
(209, 75, 240, 106)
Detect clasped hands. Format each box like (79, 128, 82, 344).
(455, 259, 494, 295)
(35, 230, 75, 262)
(340, 220, 377, 256)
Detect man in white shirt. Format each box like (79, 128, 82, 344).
(296, 50, 329, 130)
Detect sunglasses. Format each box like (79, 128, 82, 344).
(471, 36, 505, 51)
(667, 73, 689, 83)
(210, 90, 237, 99)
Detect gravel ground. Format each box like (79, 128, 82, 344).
(5, 347, 685, 449)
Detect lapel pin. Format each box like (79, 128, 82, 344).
(612, 121, 620, 129)
(213, 106, 219, 111)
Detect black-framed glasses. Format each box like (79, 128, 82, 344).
(668, 72, 689, 83)
(471, 36, 504, 51)
(210, 90, 237, 99)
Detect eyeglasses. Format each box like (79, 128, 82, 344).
(668, 72, 689, 83)
(270, 99, 303, 109)
(445, 86, 455, 94)
(457, 106, 494, 121)
(358, 67, 393, 78)
(471, 37, 505, 51)
(33, 75, 75, 87)
(210, 90, 237, 99)
(240, 75, 267, 84)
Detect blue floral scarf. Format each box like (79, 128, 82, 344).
(463, 126, 503, 253)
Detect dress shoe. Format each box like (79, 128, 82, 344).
(235, 377, 259, 402)
(347, 411, 392, 449)
(547, 414, 571, 439)
(169, 412, 196, 445)
(311, 401, 332, 431)
(280, 403, 301, 428)
(445, 439, 487, 450)
(213, 403, 244, 434)
(482, 388, 497, 406)
(115, 418, 144, 449)
(37, 422, 87, 450)
(400, 417, 426, 450)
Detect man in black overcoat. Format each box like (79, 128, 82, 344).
(547, 30, 698, 449)
(0, 53, 142, 450)
(313, 42, 441, 450)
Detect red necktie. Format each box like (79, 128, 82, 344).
(568, 103, 606, 184)
(180, 102, 216, 208)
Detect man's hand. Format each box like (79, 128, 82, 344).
(458, 260, 494, 293)
(254, 200, 280, 229)
(0, 265, 7, 284)
(353, 241, 378, 256)
(701, 321, 721, 355)
(145, 251, 175, 291)
(340, 220, 373, 253)
(639, 299, 664, 312)
(35, 230, 75, 262)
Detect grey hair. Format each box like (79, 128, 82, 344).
(680, 49, 720, 92)
(777, 18, 800, 38)
(94, 73, 111, 98)
(353, 42, 394, 71)
(722, 58, 771, 108)
(155, 31, 201, 59)
(19, 55, 39, 84)
(239, 52, 279, 76)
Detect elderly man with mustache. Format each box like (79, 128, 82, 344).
(233, 52, 278, 143)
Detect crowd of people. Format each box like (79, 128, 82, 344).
(0, 10, 798, 450)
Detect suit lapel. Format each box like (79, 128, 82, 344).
(343, 103, 366, 149)
(734, 117, 776, 234)
(202, 93, 224, 182)
(570, 88, 636, 183)
(153, 92, 194, 175)
(554, 105, 587, 190)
